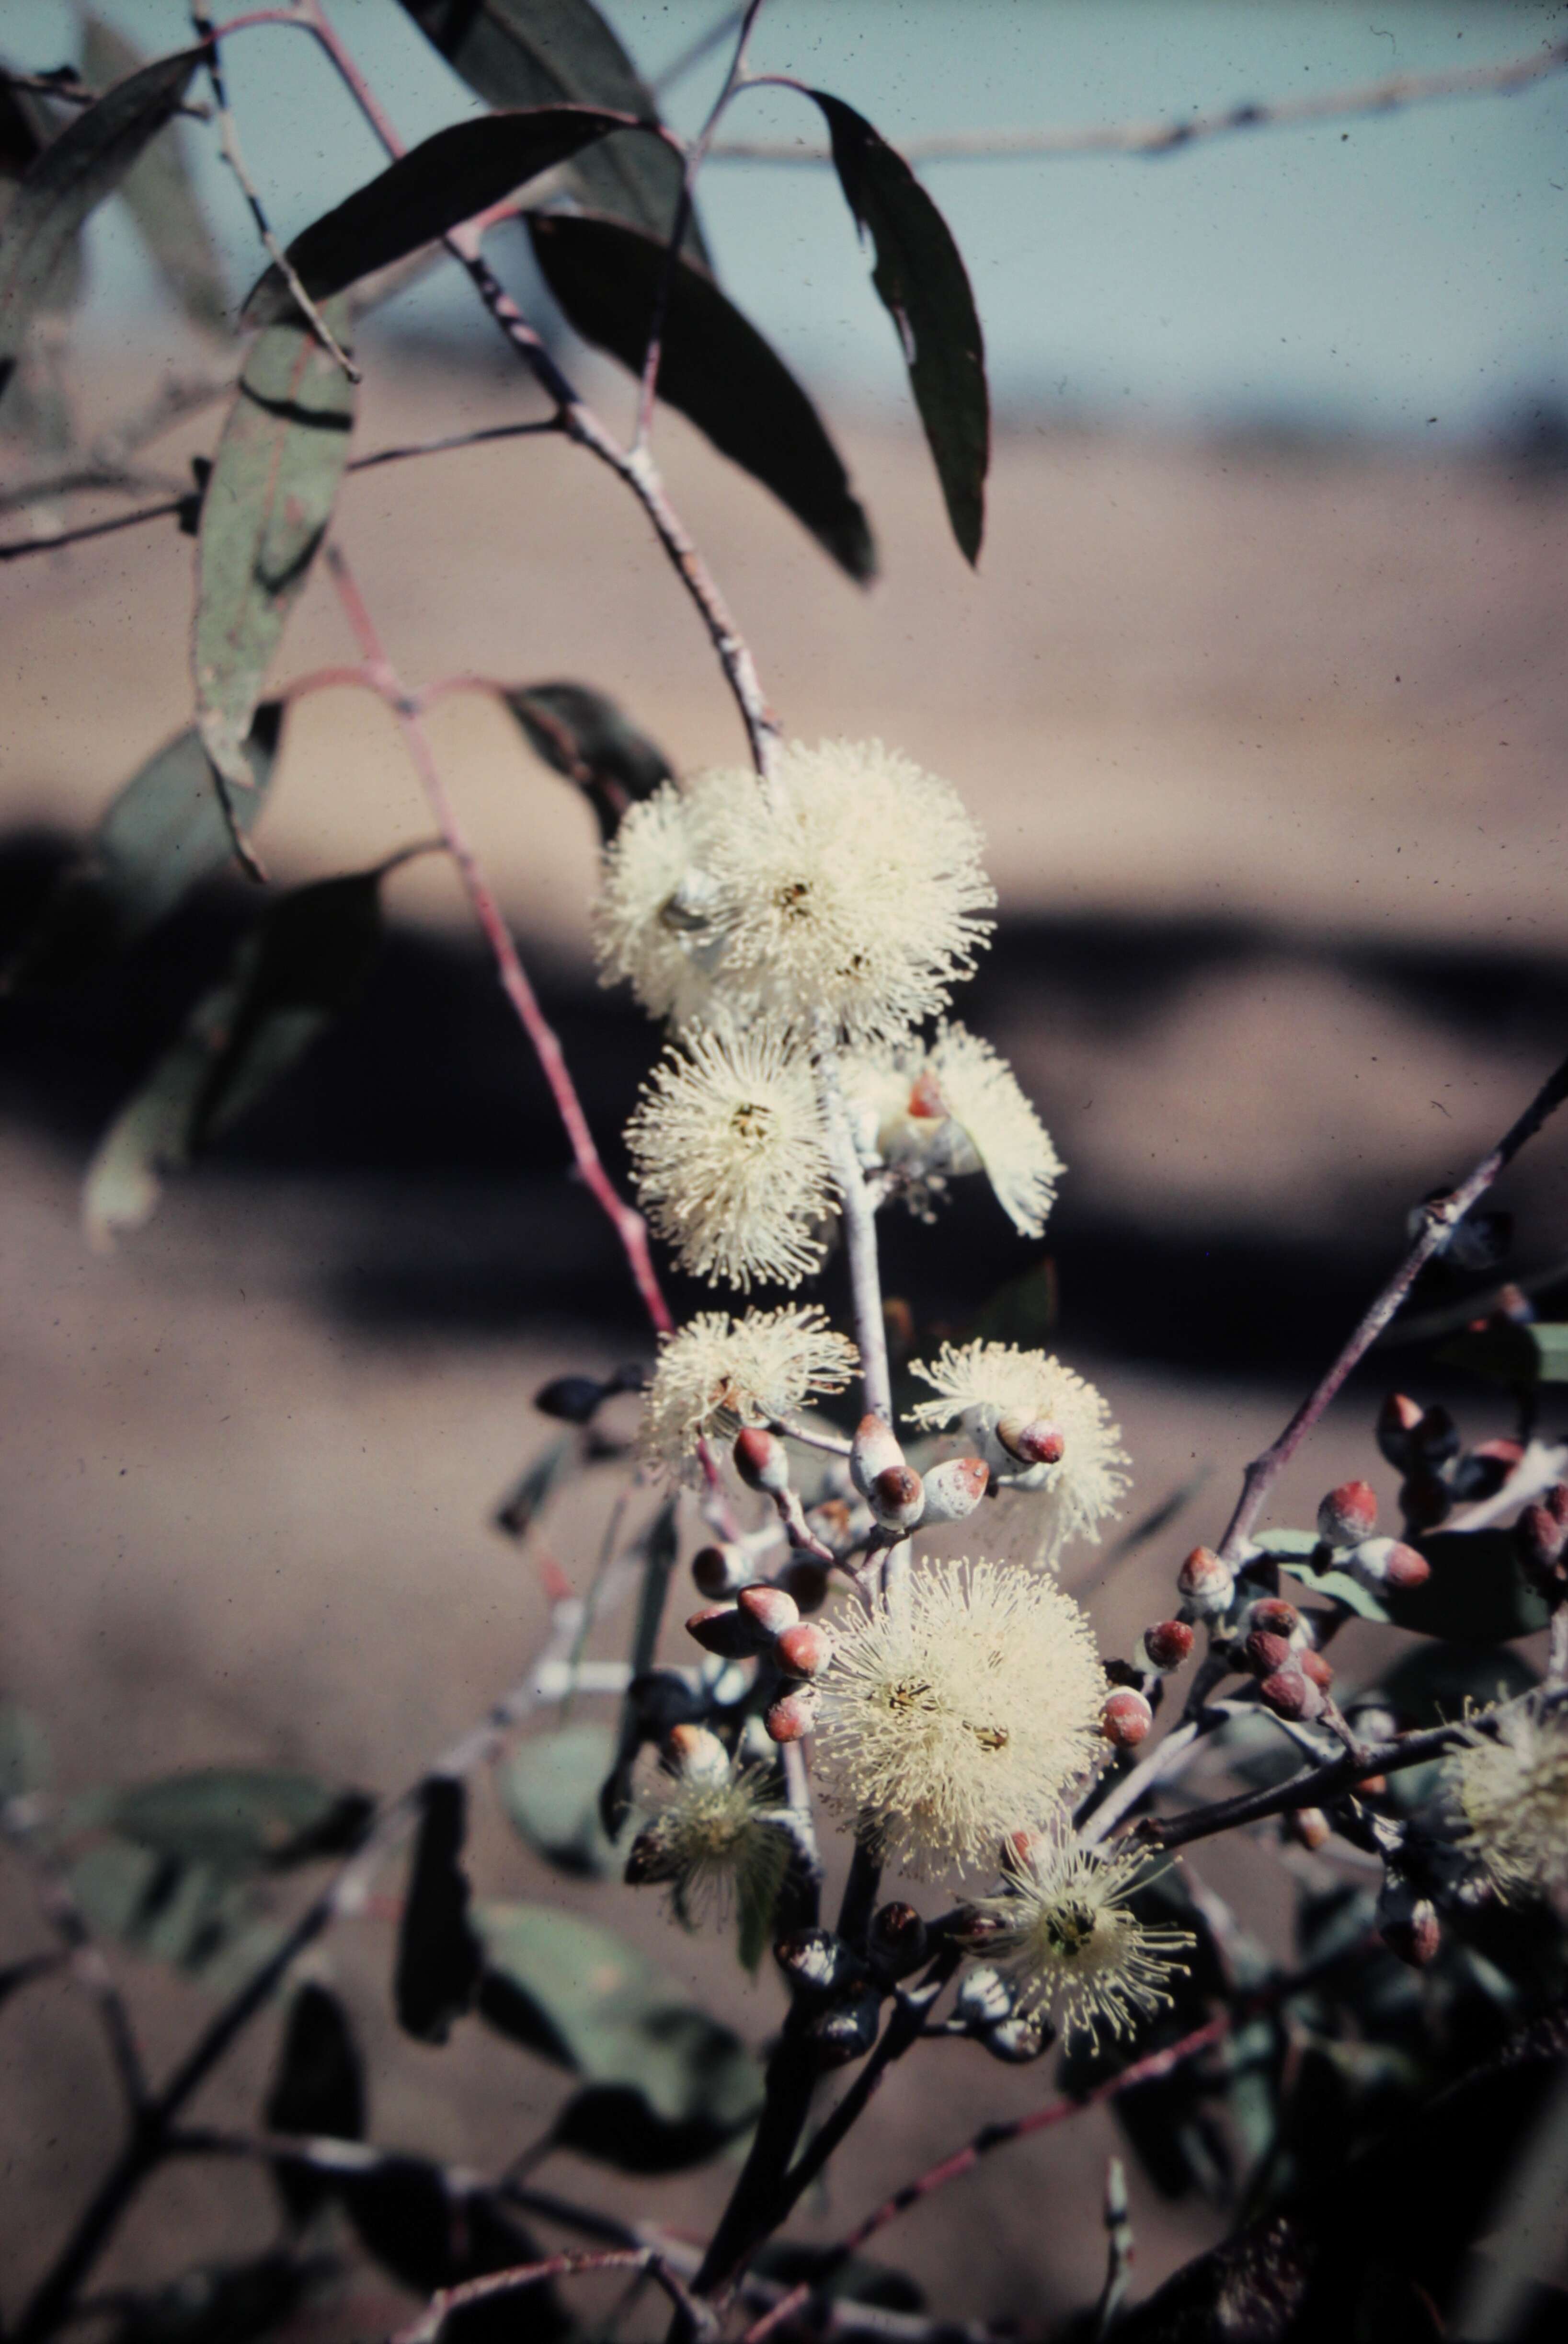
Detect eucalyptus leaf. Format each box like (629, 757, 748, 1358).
(498, 1723, 622, 1876)
(1250, 1528, 1323, 1561)
(526, 209, 875, 582)
(340, 2163, 570, 2341)
(1377, 1641, 1539, 1730)
(194, 303, 355, 792)
(98, 1768, 371, 1874)
(80, 16, 227, 334)
(0, 71, 82, 319)
(107, 2253, 325, 2344)
(265, 1982, 366, 2225)
(1281, 1561, 1392, 1624)
(1384, 1530, 1551, 1644)
(502, 680, 672, 843)
(395, 1777, 482, 2044)
(68, 1837, 285, 1994)
(552, 2080, 756, 2173)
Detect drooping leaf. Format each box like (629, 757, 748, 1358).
(3, 708, 284, 995)
(629, 1494, 679, 1679)
(810, 92, 988, 564)
(90, 1769, 372, 1874)
(80, 16, 227, 334)
(1280, 1559, 1393, 1624)
(501, 680, 672, 843)
(193, 303, 355, 791)
(0, 45, 202, 403)
(0, 71, 82, 318)
(498, 1723, 622, 1877)
(68, 1837, 286, 1992)
(526, 209, 876, 582)
(107, 2252, 328, 2344)
(1377, 1640, 1539, 1731)
(551, 2081, 755, 2174)
(243, 106, 641, 328)
(0, 1698, 50, 1797)
(340, 2162, 570, 2343)
(1384, 1530, 1552, 1644)
(395, 1776, 482, 2045)
(473, 1899, 762, 2132)
(396, 0, 703, 260)
(494, 1432, 575, 1538)
(83, 869, 386, 1249)
(264, 1981, 366, 2225)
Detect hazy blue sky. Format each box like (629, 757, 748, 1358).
(13, 0, 1568, 441)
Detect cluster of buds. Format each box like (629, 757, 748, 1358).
(1100, 1619, 1196, 1747)
(687, 1573, 836, 1743)
(1514, 1482, 1568, 1607)
(1227, 1595, 1334, 1721)
(849, 1414, 990, 1536)
(1314, 1480, 1431, 1597)
(947, 1958, 1051, 2063)
(691, 1537, 829, 1618)
(774, 1922, 888, 2068)
(1378, 1393, 1522, 1534)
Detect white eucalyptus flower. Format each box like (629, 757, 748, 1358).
(907, 1340, 1130, 1562)
(847, 1023, 1063, 1237)
(1449, 1695, 1568, 1903)
(639, 1306, 859, 1478)
(592, 782, 721, 1026)
(968, 1831, 1195, 2045)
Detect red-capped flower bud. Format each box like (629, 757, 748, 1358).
(850, 1412, 904, 1497)
(1317, 1480, 1378, 1547)
(868, 1902, 928, 1978)
(1140, 1619, 1195, 1673)
(775, 1620, 834, 1680)
(1399, 1469, 1452, 1532)
(996, 1413, 1066, 1467)
(1357, 1773, 1388, 1798)
(737, 1583, 800, 1641)
(735, 1426, 790, 1494)
(920, 1455, 990, 1524)
(1259, 1668, 1327, 1722)
(1001, 1827, 1039, 1873)
(1285, 1806, 1331, 1851)
(1379, 1885, 1441, 1968)
(983, 2013, 1052, 2063)
(1101, 1688, 1154, 1747)
(1347, 1536, 1430, 1593)
(777, 1558, 830, 1614)
(1247, 1597, 1303, 1643)
(665, 1723, 730, 1783)
(1377, 1392, 1426, 1469)
(870, 1463, 925, 1531)
(956, 1906, 1012, 1951)
(1178, 1545, 1234, 1618)
(907, 1068, 947, 1120)
(686, 1602, 766, 1658)
(765, 1687, 819, 1742)
(692, 1542, 750, 1599)
(1243, 1629, 1294, 1679)
(1299, 1648, 1335, 1691)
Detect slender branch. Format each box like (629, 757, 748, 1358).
(344, 416, 563, 476)
(0, 1798, 149, 2123)
(388, 2249, 711, 2344)
(0, 498, 188, 562)
(714, 40, 1568, 163)
(0, 464, 181, 518)
(0, 66, 209, 118)
(816, 1058, 891, 1425)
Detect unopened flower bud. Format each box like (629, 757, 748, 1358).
(1259, 1668, 1326, 1722)
(665, 1723, 731, 1784)
(1101, 1688, 1154, 1747)
(1357, 1773, 1388, 1798)
(765, 1686, 819, 1742)
(735, 1426, 790, 1494)
(1299, 1648, 1334, 1691)
(1317, 1480, 1378, 1547)
(692, 1542, 750, 1599)
(775, 1621, 834, 1679)
(1546, 1483, 1568, 1528)
(1412, 1405, 1460, 1468)
(1452, 1437, 1525, 1502)
(870, 1463, 925, 1530)
(983, 2012, 1052, 2063)
(1243, 1629, 1294, 1679)
(624, 1825, 683, 1885)
(955, 1965, 1015, 2029)
(1244, 1597, 1303, 1645)
(808, 1983, 882, 2068)
(1286, 1806, 1331, 1851)
(850, 1412, 904, 1497)
(996, 1413, 1066, 1467)
(1399, 1469, 1452, 1532)
(686, 1601, 767, 1658)
(776, 1927, 862, 1997)
(1347, 1536, 1430, 1593)
(1177, 1546, 1234, 1618)
(868, 1902, 927, 1979)
(1140, 1619, 1194, 1673)
(920, 1455, 990, 1524)
(778, 1558, 830, 1614)
(737, 1583, 800, 1640)
(1516, 1503, 1568, 1579)
(1377, 1392, 1426, 1469)
(1379, 1882, 1441, 1968)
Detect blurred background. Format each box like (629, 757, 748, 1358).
(3, 0, 1568, 2331)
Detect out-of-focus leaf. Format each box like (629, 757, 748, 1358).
(92, 1769, 372, 1874)
(0, 46, 201, 403)
(473, 1899, 762, 2129)
(552, 2080, 755, 2174)
(193, 304, 355, 791)
(0, 72, 82, 317)
(1384, 1530, 1551, 1644)
(499, 1723, 621, 1877)
(0, 1698, 50, 1797)
(80, 16, 227, 334)
(83, 869, 385, 1250)
(1437, 1317, 1568, 1386)
(494, 1432, 575, 1539)
(1281, 1560, 1393, 1624)
(396, 0, 703, 260)
(958, 1254, 1058, 1349)
(243, 106, 638, 328)
(395, 1777, 481, 2045)
(751, 2244, 925, 2316)
(810, 93, 987, 564)
(526, 209, 875, 583)
(3, 708, 284, 995)
(1377, 1640, 1539, 1731)
(68, 1838, 284, 1991)
(735, 1823, 790, 1975)
(629, 1494, 679, 1678)
(1250, 1528, 1321, 1561)
(264, 1981, 366, 2226)
(0, 1951, 64, 2008)
(341, 2162, 570, 2343)
(108, 2252, 328, 2344)
(502, 680, 672, 843)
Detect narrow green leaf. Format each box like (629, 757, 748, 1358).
(395, 1777, 482, 2044)
(629, 1495, 679, 1678)
(498, 1723, 622, 1876)
(194, 304, 355, 792)
(493, 1432, 575, 1539)
(80, 16, 227, 334)
(527, 208, 875, 581)
(264, 1981, 366, 2225)
(810, 92, 989, 564)
(1283, 1562, 1392, 1623)
(243, 105, 640, 328)
(1251, 1528, 1323, 1561)
(3, 708, 284, 995)
(501, 679, 672, 843)
(0, 45, 202, 402)
(396, 0, 704, 261)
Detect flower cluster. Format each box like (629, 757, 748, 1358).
(625, 1726, 789, 1940)
(907, 1340, 1130, 1561)
(846, 1022, 1064, 1237)
(640, 1305, 859, 1479)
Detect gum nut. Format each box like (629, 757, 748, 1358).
(1399, 1470, 1452, 1532)
(1243, 1629, 1294, 1679)
(956, 1906, 1011, 1951)
(869, 1902, 927, 1977)
(734, 1426, 790, 1493)
(870, 1463, 925, 1529)
(776, 1621, 834, 1679)
(1101, 1688, 1154, 1747)
(624, 1827, 681, 1886)
(983, 2013, 1052, 2064)
(996, 1413, 1066, 1466)
(1299, 1648, 1334, 1690)
(850, 1412, 904, 1496)
(956, 1965, 1015, 2028)
(686, 1602, 766, 1658)
(778, 1557, 830, 1613)
(1259, 1668, 1325, 1722)
(692, 1542, 749, 1598)
(1285, 1806, 1331, 1851)
(1248, 1597, 1302, 1643)
(737, 1583, 801, 1640)
(1141, 1619, 1195, 1672)
(920, 1455, 990, 1523)
(1177, 1546, 1233, 1616)
(665, 1723, 731, 1783)
(1376, 1391, 1425, 1469)
(765, 1688, 819, 1742)
(1317, 1480, 1378, 1547)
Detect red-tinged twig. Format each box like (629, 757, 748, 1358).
(322, 545, 674, 1335)
(741, 2014, 1232, 2344)
(713, 39, 1568, 164)
(388, 2248, 712, 2344)
(0, 1798, 149, 2122)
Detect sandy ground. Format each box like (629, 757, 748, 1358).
(3, 347, 1568, 2329)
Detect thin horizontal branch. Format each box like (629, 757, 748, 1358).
(389, 2249, 711, 2344)
(0, 66, 210, 118)
(714, 39, 1568, 164)
(1, 1796, 149, 2123)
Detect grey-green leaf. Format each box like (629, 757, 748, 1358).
(1385, 1530, 1552, 1645)
(810, 92, 989, 564)
(501, 679, 672, 842)
(91, 1768, 372, 1874)
(80, 16, 227, 334)
(498, 1723, 623, 1876)
(193, 303, 355, 793)
(396, 0, 704, 261)
(0, 45, 202, 403)
(3, 707, 284, 995)
(242, 105, 641, 328)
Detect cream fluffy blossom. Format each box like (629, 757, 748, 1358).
(1449, 1696, 1568, 1902)
(594, 743, 996, 1044)
(628, 1757, 789, 1949)
(968, 1833, 1195, 2045)
(847, 1022, 1063, 1237)
(810, 1558, 1108, 1877)
(907, 1340, 1130, 1561)
(639, 1305, 859, 1478)
(626, 1026, 837, 1291)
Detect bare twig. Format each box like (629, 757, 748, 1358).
(0, 1798, 149, 2123)
(711, 40, 1568, 163)
(0, 498, 189, 562)
(1093, 2157, 1133, 2338)
(388, 2248, 712, 2344)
